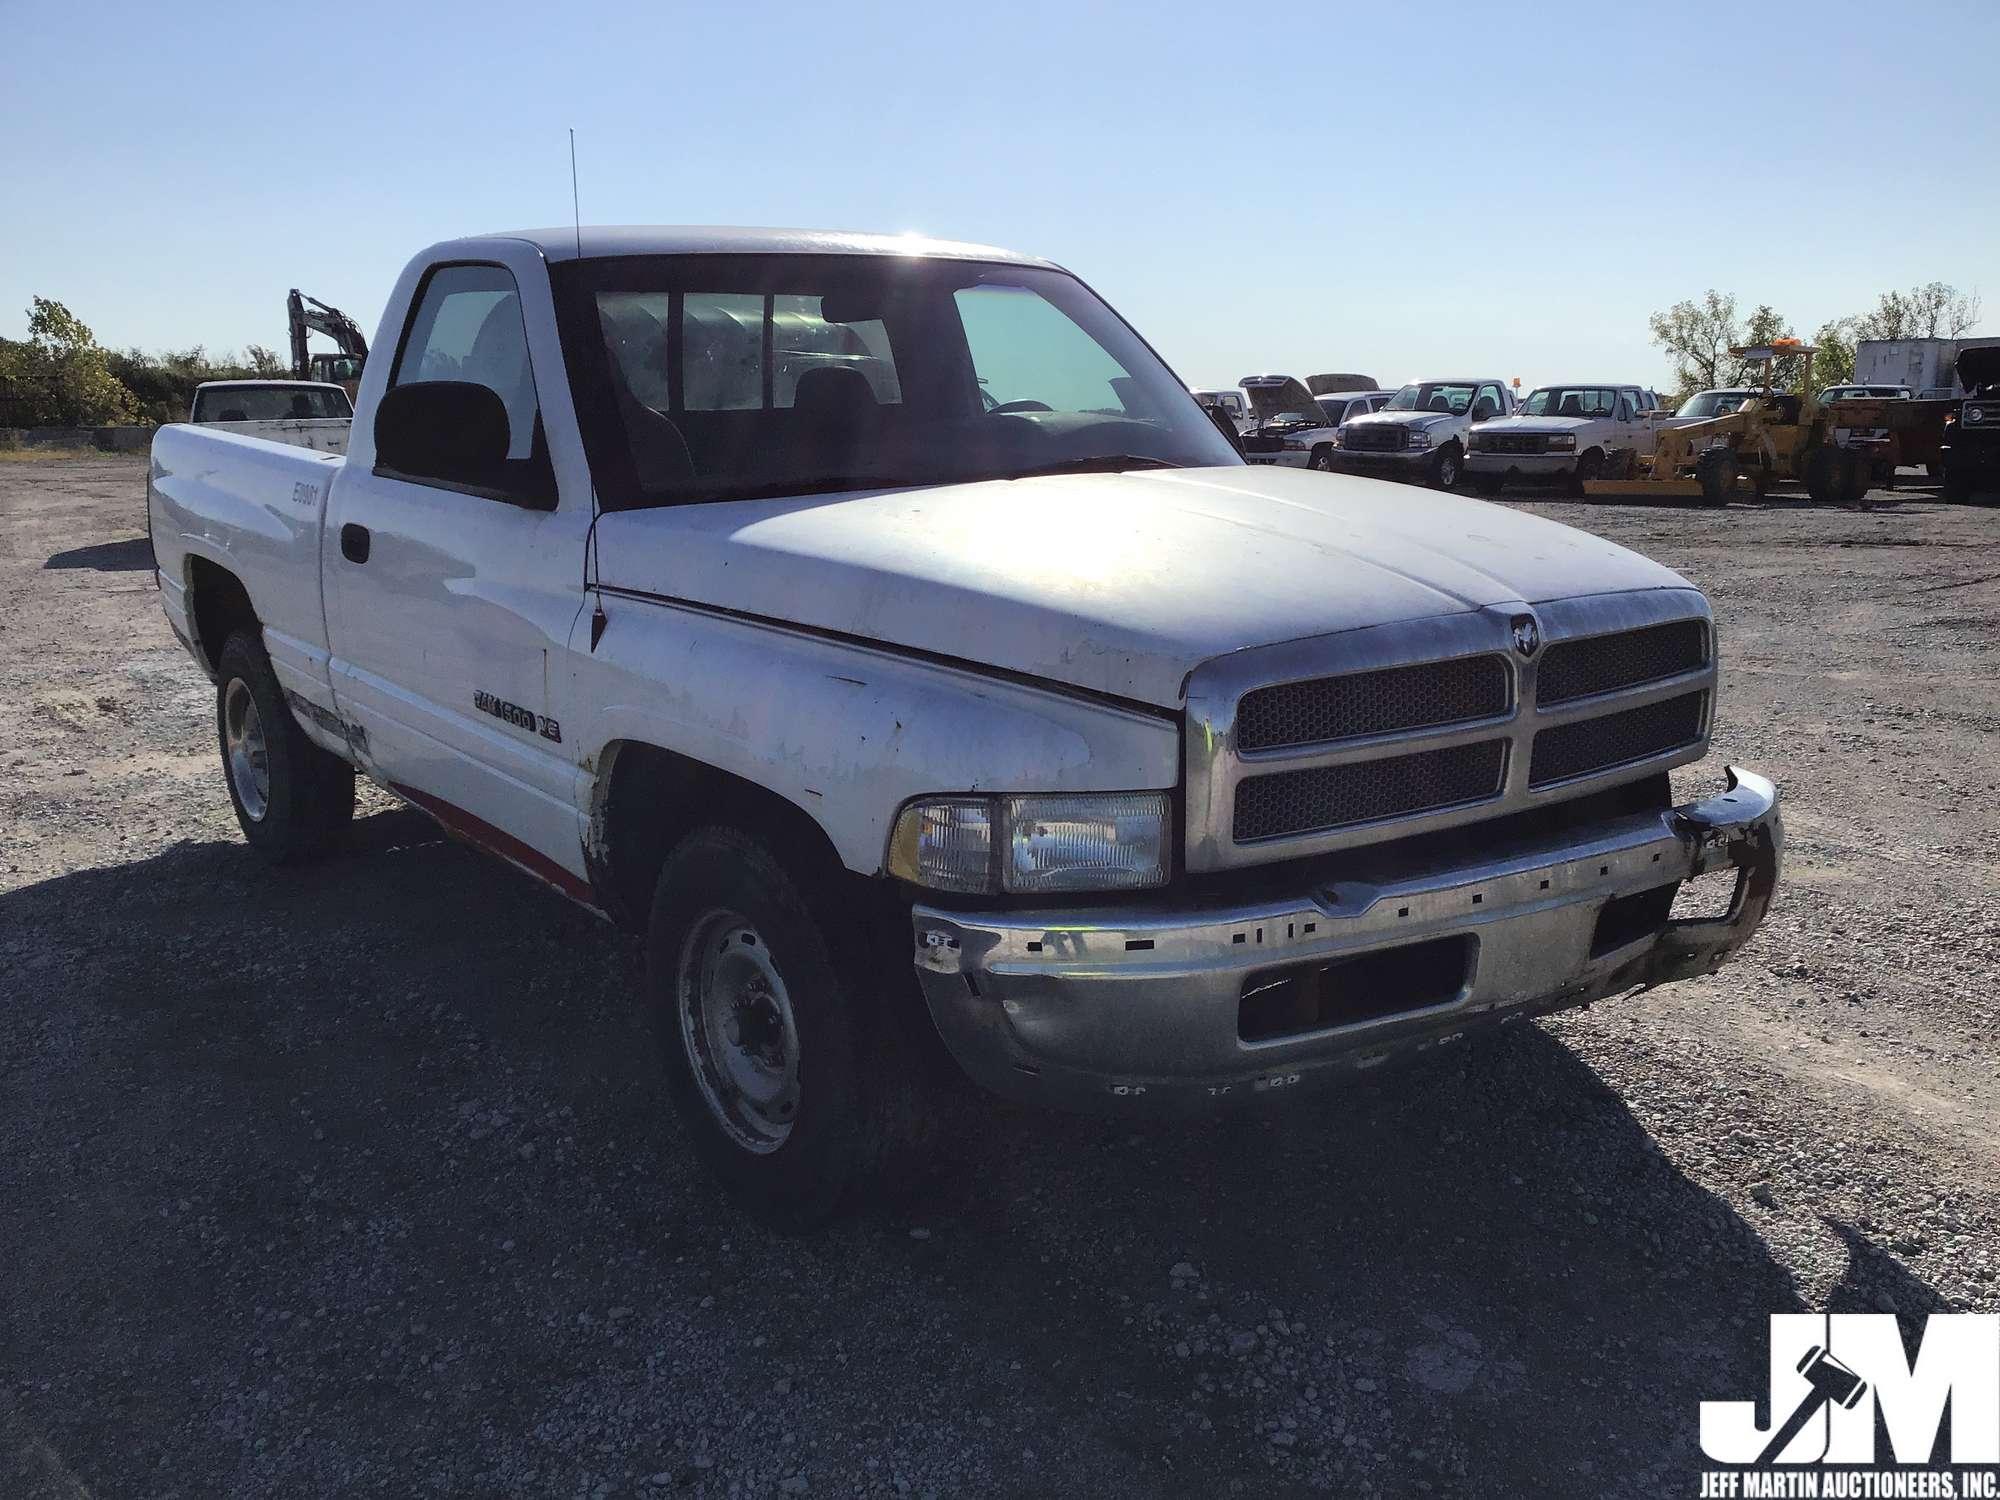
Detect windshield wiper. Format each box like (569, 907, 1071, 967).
(1005, 455, 1185, 479)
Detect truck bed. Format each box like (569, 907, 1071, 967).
(149, 423, 343, 711)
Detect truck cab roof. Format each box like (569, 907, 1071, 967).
(451, 225, 1057, 269)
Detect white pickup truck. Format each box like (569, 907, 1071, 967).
(189, 379, 354, 455)
(1330, 378, 1517, 489)
(147, 227, 1782, 1226)
(1465, 383, 1663, 494)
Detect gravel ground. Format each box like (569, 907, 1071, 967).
(3, 455, 1996, 1498)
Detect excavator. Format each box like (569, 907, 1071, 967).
(286, 289, 368, 398)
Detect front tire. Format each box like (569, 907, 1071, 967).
(1695, 448, 1739, 508)
(1568, 448, 1605, 496)
(647, 825, 937, 1230)
(1428, 443, 1463, 490)
(1308, 446, 1336, 472)
(215, 629, 354, 862)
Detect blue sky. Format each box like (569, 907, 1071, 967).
(3, 0, 1995, 392)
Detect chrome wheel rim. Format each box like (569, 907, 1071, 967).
(223, 678, 270, 821)
(1439, 451, 1459, 486)
(677, 910, 800, 1153)
(1310, 452, 1333, 471)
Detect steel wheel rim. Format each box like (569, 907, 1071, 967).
(676, 909, 800, 1154)
(223, 678, 270, 821)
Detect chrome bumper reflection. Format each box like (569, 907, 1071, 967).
(911, 767, 1780, 1113)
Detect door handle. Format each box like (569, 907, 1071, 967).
(340, 523, 371, 564)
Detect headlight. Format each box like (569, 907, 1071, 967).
(1331, 428, 1347, 448)
(1281, 436, 1310, 451)
(1405, 427, 1434, 449)
(888, 792, 1171, 894)
(1546, 434, 1577, 451)
(1969, 405, 1987, 425)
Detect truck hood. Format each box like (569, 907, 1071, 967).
(1956, 342, 2000, 393)
(594, 465, 1691, 708)
(1346, 409, 1457, 430)
(1474, 415, 1593, 435)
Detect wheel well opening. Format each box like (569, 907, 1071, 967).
(590, 743, 851, 931)
(186, 556, 257, 676)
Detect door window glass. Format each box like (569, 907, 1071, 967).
(393, 264, 542, 463)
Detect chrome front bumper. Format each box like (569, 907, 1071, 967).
(1332, 447, 1431, 471)
(1466, 451, 1577, 477)
(911, 768, 1780, 1113)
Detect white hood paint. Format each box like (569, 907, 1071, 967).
(595, 465, 1691, 708)
(1476, 415, 1593, 436)
(1347, 409, 1449, 429)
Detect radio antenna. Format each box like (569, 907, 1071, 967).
(569, 128, 582, 258)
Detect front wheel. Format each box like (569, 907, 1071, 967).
(1428, 443, 1463, 490)
(1568, 449, 1605, 496)
(215, 629, 354, 862)
(647, 825, 938, 1230)
(1308, 446, 1336, 472)
(1695, 448, 1739, 508)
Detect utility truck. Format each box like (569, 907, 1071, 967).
(148, 227, 1782, 1226)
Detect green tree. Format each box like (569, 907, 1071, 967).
(1648, 290, 1741, 403)
(1812, 320, 1856, 389)
(1737, 304, 1808, 390)
(1854, 282, 1983, 340)
(0, 298, 139, 426)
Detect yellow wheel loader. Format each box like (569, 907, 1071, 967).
(1583, 341, 1868, 506)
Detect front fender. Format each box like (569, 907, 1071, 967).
(569, 596, 1181, 875)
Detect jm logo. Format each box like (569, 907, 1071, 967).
(1700, 1313, 1999, 1466)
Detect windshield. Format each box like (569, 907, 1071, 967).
(192, 385, 352, 421)
(1675, 391, 1751, 420)
(555, 255, 1240, 507)
(1521, 386, 1619, 418)
(1383, 382, 1477, 415)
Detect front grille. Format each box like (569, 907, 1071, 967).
(1236, 655, 1509, 753)
(1343, 424, 1408, 452)
(1481, 433, 1548, 455)
(1233, 740, 1506, 842)
(1529, 692, 1706, 788)
(1239, 434, 1284, 454)
(1538, 620, 1708, 706)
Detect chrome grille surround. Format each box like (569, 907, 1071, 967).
(1184, 589, 1716, 872)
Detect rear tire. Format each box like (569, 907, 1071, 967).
(1840, 449, 1871, 506)
(1805, 445, 1846, 506)
(1694, 448, 1738, 508)
(215, 629, 355, 862)
(647, 825, 939, 1231)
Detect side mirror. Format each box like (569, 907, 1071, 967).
(374, 381, 510, 483)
